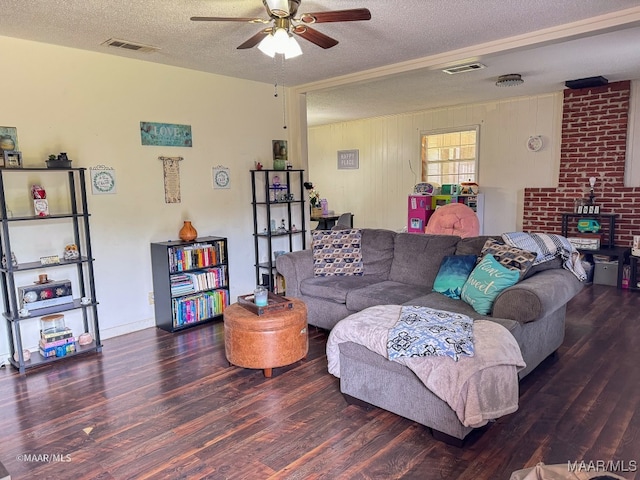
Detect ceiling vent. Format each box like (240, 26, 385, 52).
(442, 63, 486, 75)
(101, 38, 159, 53)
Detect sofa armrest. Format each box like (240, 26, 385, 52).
(276, 249, 314, 297)
(492, 269, 584, 323)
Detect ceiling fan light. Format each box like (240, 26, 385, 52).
(272, 27, 290, 53)
(257, 34, 277, 58)
(284, 36, 302, 59)
(496, 74, 524, 87)
(264, 0, 290, 18)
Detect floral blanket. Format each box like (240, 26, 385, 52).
(327, 305, 526, 428)
(387, 306, 474, 362)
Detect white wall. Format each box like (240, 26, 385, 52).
(307, 93, 563, 234)
(0, 36, 289, 362)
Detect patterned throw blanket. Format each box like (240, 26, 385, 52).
(326, 305, 526, 428)
(501, 232, 587, 281)
(387, 306, 474, 362)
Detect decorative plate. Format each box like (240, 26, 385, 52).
(526, 135, 543, 152)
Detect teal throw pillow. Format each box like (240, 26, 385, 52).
(461, 254, 519, 315)
(432, 255, 477, 299)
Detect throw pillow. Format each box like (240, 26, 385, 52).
(480, 238, 537, 278)
(461, 254, 519, 315)
(312, 229, 364, 276)
(432, 254, 477, 299)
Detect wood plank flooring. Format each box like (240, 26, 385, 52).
(0, 284, 638, 479)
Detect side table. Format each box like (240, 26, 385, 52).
(224, 297, 308, 377)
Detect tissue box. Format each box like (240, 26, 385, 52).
(18, 279, 73, 311)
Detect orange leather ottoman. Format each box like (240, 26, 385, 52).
(224, 298, 308, 377)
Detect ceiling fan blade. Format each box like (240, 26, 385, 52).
(300, 8, 371, 24)
(237, 30, 271, 49)
(191, 16, 267, 24)
(293, 25, 338, 49)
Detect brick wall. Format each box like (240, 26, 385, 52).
(523, 80, 640, 247)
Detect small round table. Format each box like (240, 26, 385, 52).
(223, 298, 308, 378)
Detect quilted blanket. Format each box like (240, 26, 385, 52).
(327, 305, 526, 428)
(501, 232, 587, 281)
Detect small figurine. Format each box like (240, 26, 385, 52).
(63, 244, 80, 260)
(280, 219, 286, 231)
(291, 224, 297, 232)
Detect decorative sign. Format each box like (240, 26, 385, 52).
(159, 156, 183, 203)
(40, 255, 60, 265)
(90, 165, 117, 195)
(212, 166, 230, 189)
(337, 149, 359, 170)
(140, 122, 192, 147)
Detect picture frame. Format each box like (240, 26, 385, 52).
(587, 205, 595, 214)
(594, 205, 600, 214)
(3, 150, 22, 168)
(577, 205, 584, 214)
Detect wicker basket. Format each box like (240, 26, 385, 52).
(311, 207, 323, 218)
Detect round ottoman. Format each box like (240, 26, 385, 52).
(224, 298, 308, 377)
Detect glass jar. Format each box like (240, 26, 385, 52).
(254, 286, 268, 307)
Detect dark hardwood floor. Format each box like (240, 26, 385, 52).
(1, 284, 638, 480)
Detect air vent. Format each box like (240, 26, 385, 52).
(442, 63, 486, 75)
(101, 38, 159, 53)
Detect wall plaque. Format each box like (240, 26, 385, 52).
(141, 122, 192, 147)
(337, 150, 359, 169)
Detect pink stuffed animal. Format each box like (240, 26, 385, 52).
(425, 203, 480, 238)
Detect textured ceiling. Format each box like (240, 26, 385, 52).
(1, 0, 640, 126)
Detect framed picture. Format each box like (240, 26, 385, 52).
(588, 205, 595, 214)
(3, 150, 22, 168)
(577, 205, 584, 214)
(594, 205, 600, 214)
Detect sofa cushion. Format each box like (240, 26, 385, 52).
(432, 254, 477, 299)
(300, 275, 382, 304)
(360, 228, 396, 278)
(389, 233, 460, 288)
(312, 229, 364, 276)
(461, 254, 520, 315)
(346, 280, 429, 312)
(481, 238, 536, 279)
(454, 235, 500, 256)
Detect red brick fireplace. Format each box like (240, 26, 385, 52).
(523, 80, 639, 247)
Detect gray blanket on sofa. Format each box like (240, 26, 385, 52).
(326, 305, 526, 428)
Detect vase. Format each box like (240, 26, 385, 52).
(179, 221, 197, 241)
(311, 207, 323, 218)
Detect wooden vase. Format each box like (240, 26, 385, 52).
(179, 221, 197, 241)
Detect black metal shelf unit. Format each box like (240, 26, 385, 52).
(250, 169, 306, 292)
(0, 167, 101, 373)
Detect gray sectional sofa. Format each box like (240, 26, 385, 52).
(275, 228, 585, 443)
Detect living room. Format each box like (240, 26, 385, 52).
(0, 1, 640, 478)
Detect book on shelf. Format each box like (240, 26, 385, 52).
(40, 327, 74, 342)
(39, 336, 76, 350)
(40, 342, 76, 358)
(170, 265, 227, 296)
(168, 240, 226, 273)
(171, 289, 229, 327)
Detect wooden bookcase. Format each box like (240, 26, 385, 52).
(0, 167, 101, 373)
(150, 236, 229, 332)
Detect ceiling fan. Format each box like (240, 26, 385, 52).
(191, 0, 371, 57)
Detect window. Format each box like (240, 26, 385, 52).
(421, 126, 479, 185)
